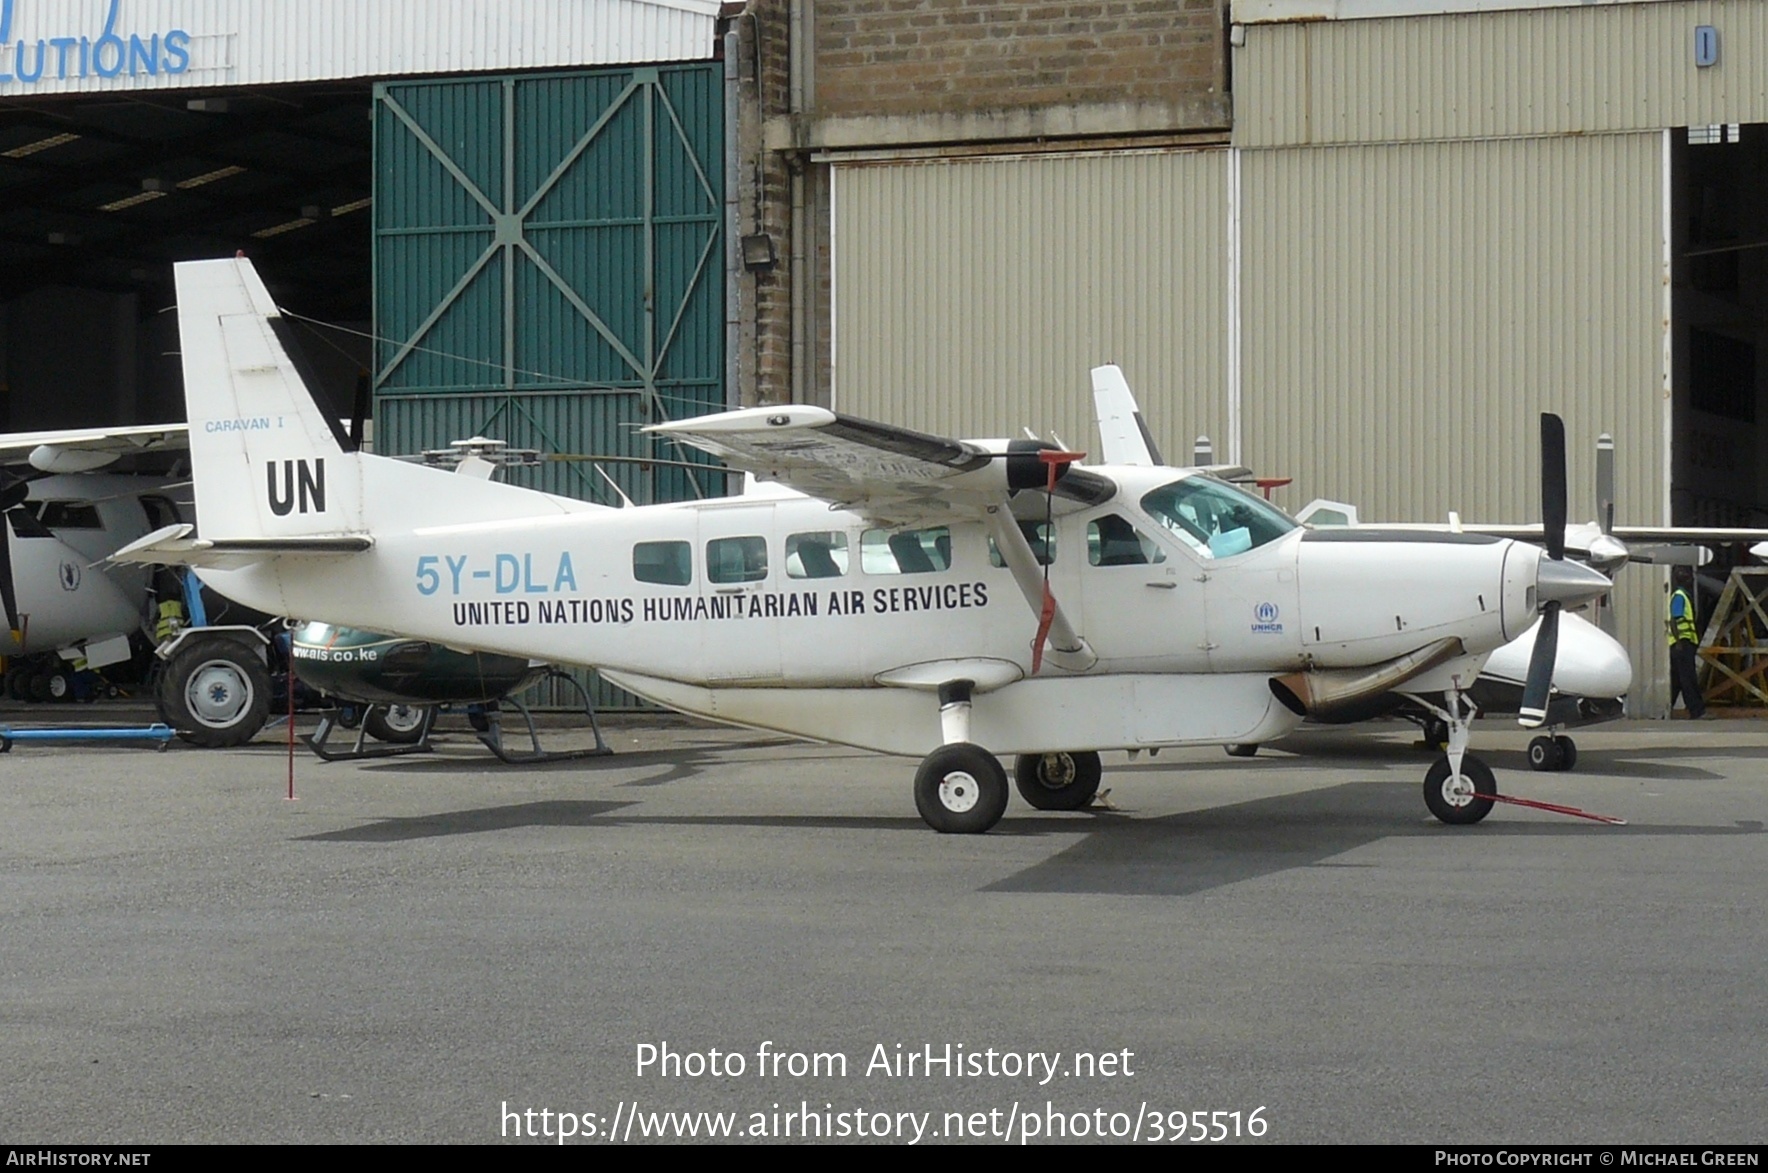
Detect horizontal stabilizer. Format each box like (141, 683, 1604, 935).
(111, 523, 372, 569)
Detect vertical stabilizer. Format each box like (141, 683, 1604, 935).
(1090, 365, 1163, 467)
(176, 257, 363, 541)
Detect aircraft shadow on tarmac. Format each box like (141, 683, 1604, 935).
(981, 783, 1765, 896)
(294, 780, 1762, 897)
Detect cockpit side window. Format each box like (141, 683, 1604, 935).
(1086, 514, 1166, 566)
(34, 500, 103, 529)
(1139, 477, 1297, 558)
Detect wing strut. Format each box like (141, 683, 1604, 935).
(984, 451, 1096, 674)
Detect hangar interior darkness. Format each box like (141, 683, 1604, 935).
(1675, 121, 1768, 539)
(0, 82, 372, 433)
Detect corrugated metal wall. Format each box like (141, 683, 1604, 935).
(0, 0, 717, 97)
(1236, 0, 1768, 148)
(1240, 131, 1671, 711)
(832, 149, 1228, 459)
(374, 65, 726, 705)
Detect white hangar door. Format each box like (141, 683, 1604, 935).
(830, 149, 1229, 464)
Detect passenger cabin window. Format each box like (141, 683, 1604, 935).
(786, 531, 849, 579)
(633, 540, 692, 586)
(1087, 514, 1166, 566)
(861, 527, 951, 575)
(1139, 477, 1297, 558)
(988, 520, 1056, 567)
(707, 535, 768, 583)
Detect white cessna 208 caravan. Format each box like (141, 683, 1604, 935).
(118, 256, 1612, 834)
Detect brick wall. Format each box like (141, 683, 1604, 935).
(813, 0, 1225, 122)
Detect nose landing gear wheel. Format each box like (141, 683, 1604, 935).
(1013, 750, 1103, 811)
(1423, 754, 1496, 825)
(915, 743, 1009, 834)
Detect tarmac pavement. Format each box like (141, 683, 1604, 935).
(1, 705, 1764, 1144)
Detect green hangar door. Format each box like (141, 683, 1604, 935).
(372, 66, 726, 507)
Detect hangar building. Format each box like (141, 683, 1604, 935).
(746, 0, 1768, 716)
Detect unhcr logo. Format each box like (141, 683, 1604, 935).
(1251, 601, 1284, 635)
(0, 0, 192, 85)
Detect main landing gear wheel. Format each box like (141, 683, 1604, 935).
(1423, 754, 1496, 826)
(1013, 750, 1103, 811)
(915, 743, 1009, 834)
(364, 703, 430, 744)
(157, 640, 272, 748)
(1224, 743, 1259, 758)
(1527, 735, 1579, 772)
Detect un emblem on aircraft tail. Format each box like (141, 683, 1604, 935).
(266, 458, 326, 516)
(1251, 601, 1283, 634)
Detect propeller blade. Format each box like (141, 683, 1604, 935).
(0, 474, 30, 511)
(1541, 414, 1567, 561)
(1595, 432, 1615, 537)
(1518, 602, 1561, 727)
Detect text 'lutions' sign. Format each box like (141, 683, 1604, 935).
(0, 0, 192, 85)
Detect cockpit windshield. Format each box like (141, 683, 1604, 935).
(1139, 476, 1298, 558)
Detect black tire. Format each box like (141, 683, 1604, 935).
(157, 640, 272, 748)
(364, 704, 430, 744)
(914, 743, 1009, 834)
(1013, 750, 1103, 811)
(1527, 735, 1562, 772)
(1423, 754, 1496, 826)
(1554, 736, 1578, 772)
(1224, 743, 1259, 758)
(28, 672, 52, 702)
(4, 665, 31, 700)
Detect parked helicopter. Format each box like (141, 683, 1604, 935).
(117, 256, 1615, 833)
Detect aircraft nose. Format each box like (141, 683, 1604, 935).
(1535, 556, 1611, 608)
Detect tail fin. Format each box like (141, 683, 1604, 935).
(1089, 365, 1163, 467)
(176, 257, 363, 541)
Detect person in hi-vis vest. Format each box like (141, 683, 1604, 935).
(1666, 568, 1707, 719)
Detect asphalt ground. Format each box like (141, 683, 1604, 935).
(1, 704, 1764, 1145)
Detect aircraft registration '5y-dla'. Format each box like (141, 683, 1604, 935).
(118, 256, 1613, 834)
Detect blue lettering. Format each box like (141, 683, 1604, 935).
(49, 37, 74, 78)
(164, 29, 188, 73)
(92, 32, 126, 77)
(554, 552, 578, 592)
(126, 33, 155, 76)
(15, 39, 43, 82)
(445, 554, 467, 595)
(495, 553, 520, 594)
(522, 553, 547, 594)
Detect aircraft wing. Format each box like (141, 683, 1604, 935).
(0, 422, 189, 472)
(647, 405, 1110, 527)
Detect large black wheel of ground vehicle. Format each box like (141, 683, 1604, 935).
(364, 703, 431, 744)
(1013, 750, 1103, 811)
(1422, 754, 1496, 826)
(4, 665, 32, 700)
(914, 743, 1009, 834)
(157, 640, 271, 748)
